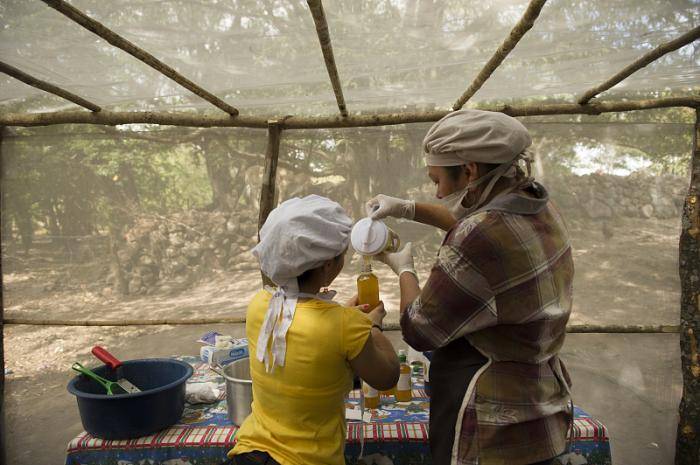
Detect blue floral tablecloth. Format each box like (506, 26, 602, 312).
(65, 356, 611, 465)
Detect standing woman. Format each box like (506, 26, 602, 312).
(228, 195, 399, 465)
(367, 110, 574, 465)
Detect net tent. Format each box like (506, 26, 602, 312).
(0, 0, 698, 115)
(1, 0, 700, 464)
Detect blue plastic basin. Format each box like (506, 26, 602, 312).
(67, 358, 193, 439)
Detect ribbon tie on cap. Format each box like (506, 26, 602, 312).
(256, 282, 335, 373)
(256, 280, 300, 373)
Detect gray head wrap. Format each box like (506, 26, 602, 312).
(422, 110, 534, 218)
(422, 109, 532, 167)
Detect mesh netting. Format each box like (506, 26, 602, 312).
(0, 1, 697, 462)
(1, 0, 698, 114)
(1, 114, 690, 462)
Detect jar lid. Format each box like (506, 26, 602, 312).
(351, 217, 389, 255)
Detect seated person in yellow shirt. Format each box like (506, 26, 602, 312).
(227, 194, 400, 465)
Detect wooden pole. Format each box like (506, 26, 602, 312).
(0, 96, 698, 129)
(40, 0, 239, 116)
(676, 108, 700, 465)
(306, 0, 348, 117)
(0, 126, 6, 465)
(452, 0, 548, 110)
(0, 61, 101, 112)
(257, 122, 282, 287)
(258, 122, 282, 229)
(0, 318, 681, 333)
(3, 317, 248, 326)
(579, 25, 700, 104)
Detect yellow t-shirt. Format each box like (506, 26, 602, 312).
(230, 290, 372, 465)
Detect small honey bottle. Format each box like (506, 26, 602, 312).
(363, 381, 380, 409)
(395, 349, 413, 402)
(357, 256, 380, 309)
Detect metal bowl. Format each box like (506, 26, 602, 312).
(222, 357, 253, 425)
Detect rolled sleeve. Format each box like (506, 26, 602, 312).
(401, 244, 497, 351)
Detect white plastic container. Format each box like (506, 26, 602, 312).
(351, 217, 400, 256)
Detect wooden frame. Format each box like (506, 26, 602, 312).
(1, 96, 698, 129)
(0, 126, 5, 465)
(257, 122, 282, 287)
(677, 109, 700, 465)
(41, 0, 239, 116)
(578, 25, 700, 104)
(307, 0, 348, 117)
(0, 61, 101, 112)
(452, 0, 548, 110)
(0, 318, 680, 333)
(1, 1, 699, 463)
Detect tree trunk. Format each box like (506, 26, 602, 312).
(677, 108, 700, 464)
(43, 198, 61, 243)
(15, 202, 33, 256)
(201, 139, 236, 211)
(108, 224, 128, 296)
(117, 162, 140, 210)
(229, 160, 250, 208)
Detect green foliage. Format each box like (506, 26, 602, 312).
(2, 125, 212, 241)
(1, 106, 695, 246)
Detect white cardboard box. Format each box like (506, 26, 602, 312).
(200, 339, 249, 366)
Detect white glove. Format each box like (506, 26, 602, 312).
(365, 194, 415, 220)
(376, 242, 417, 279)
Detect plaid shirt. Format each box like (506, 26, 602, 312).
(401, 184, 574, 465)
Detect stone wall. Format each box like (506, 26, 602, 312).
(547, 173, 686, 220)
(110, 173, 688, 294)
(108, 209, 259, 295)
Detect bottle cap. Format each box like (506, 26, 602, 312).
(351, 217, 389, 255)
(398, 349, 407, 362)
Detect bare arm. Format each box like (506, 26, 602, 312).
(349, 302, 399, 391)
(399, 271, 421, 315)
(350, 328, 400, 391)
(413, 202, 457, 231)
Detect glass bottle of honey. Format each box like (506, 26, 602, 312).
(357, 256, 379, 309)
(363, 381, 379, 409)
(395, 349, 413, 402)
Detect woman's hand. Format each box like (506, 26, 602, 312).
(366, 194, 415, 220)
(345, 294, 372, 313)
(367, 301, 387, 327)
(344, 294, 359, 307)
(377, 242, 417, 279)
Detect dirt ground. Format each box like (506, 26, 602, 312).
(2, 216, 683, 464)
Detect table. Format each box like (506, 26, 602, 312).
(66, 357, 611, 465)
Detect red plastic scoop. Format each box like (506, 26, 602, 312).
(91, 346, 141, 394)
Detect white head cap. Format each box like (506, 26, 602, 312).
(252, 194, 352, 286)
(422, 110, 531, 167)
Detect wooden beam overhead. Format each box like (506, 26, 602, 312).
(578, 25, 700, 104)
(306, 0, 348, 117)
(452, 0, 548, 110)
(40, 0, 239, 116)
(0, 61, 101, 112)
(1, 96, 697, 129)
